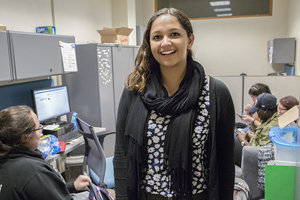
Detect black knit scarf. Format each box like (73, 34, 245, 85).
(125, 56, 205, 199)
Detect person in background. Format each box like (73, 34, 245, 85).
(256, 95, 299, 191)
(114, 7, 235, 200)
(236, 93, 279, 147)
(0, 105, 91, 200)
(278, 95, 299, 116)
(235, 84, 272, 167)
(240, 83, 272, 131)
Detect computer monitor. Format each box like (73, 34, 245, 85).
(32, 85, 71, 124)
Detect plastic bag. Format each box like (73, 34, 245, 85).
(234, 177, 250, 200)
(72, 112, 78, 130)
(38, 134, 61, 159)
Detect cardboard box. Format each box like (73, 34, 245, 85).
(278, 105, 299, 129)
(97, 27, 133, 45)
(36, 26, 56, 34)
(0, 26, 6, 30)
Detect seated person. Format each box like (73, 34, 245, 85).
(237, 93, 278, 147)
(278, 95, 299, 116)
(235, 93, 278, 166)
(239, 83, 272, 131)
(256, 96, 299, 190)
(0, 105, 91, 200)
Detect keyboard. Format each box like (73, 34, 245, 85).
(58, 129, 81, 143)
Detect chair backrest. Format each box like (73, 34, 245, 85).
(76, 117, 106, 185)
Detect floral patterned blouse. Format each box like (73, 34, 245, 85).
(141, 77, 210, 197)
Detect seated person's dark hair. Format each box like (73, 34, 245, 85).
(248, 83, 271, 96)
(280, 96, 299, 110)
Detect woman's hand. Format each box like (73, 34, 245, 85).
(74, 175, 92, 191)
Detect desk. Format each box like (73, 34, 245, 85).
(45, 129, 115, 163)
(45, 136, 85, 163)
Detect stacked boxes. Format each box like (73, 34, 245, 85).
(97, 27, 133, 45)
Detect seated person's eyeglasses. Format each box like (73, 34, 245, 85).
(34, 124, 44, 131)
(278, 107, 288, 111)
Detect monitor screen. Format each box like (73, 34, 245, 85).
(32, 85, 71, 123)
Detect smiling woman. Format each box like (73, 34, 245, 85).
(114, 7, 235, 200)
(156, 0, 273, 19)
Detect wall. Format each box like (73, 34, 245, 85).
(53, 0, 112, 44)
(136, 0, 299, 76)
(191, 0, 290, 76)
(287, 0, 300, 75)
(0, 0, 53, 32)
(111, 0, 136, 45)
(135, 0, 155, 27)
(0, 0, 112, 44)
(1, 0, 297, 76)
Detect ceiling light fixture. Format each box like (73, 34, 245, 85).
(216, 13, 233, 17)
(214, 8, 232, 12)
(210, 1, 231, 6)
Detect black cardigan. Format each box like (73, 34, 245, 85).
(113, 76, 235, 200)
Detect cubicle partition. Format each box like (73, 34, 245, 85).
(0, 30, 12, 82)
(243, 76, 300, 106)
(0, 79, 53, 111)
(214, 76, 244, 121)
(215, 75, 300, 122)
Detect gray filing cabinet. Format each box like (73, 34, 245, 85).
(112, 45, 140, 116)
(62, 43, 139, 131)
(0, 30, 12, 82)
(9, 31, 75, 80)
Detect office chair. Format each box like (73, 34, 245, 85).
(76, 117, 115, 200)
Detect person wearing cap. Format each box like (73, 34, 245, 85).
(236, 93, 279, 147)
(239, 83, 272, 131)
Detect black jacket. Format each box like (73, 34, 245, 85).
(0, 148, 76, 200)
(113, 76, 235, 200)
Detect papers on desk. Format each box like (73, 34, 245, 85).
(93, 127, 106, 132)
(68, 137, 81, 144)
(43, 124, 60, 130)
